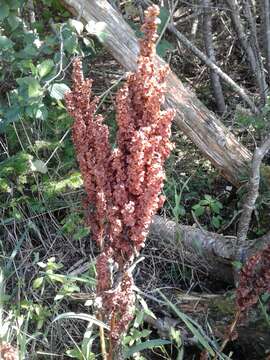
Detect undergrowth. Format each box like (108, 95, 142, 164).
(0, 1, 269, 359)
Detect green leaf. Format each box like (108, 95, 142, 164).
(5, 105, 22, 122)
(48, 273, 65, 283)
(0, 35, 14, 50)
(7, 15, 20, 30)
(64, 33, 78, 54)
(30, 159, 48, 174)
(53, 312, 110, 330)
(211, 216, 221, 229)
(210, 201, 223, 214)
(158, 7, 170, 34)
(158, 291, 216, 356)
(28, 78, 42, 98)
(0, 3, 9, 21)
(157, 39, 174, 58)
(73, 227, 90, 241)
(37, 59, 54, 78)
(124, 339, 171, 358)
(33, 277, 44, 289)
(66, 348, 82, 359)
(49, 83, 70, 100)
(192, 204, 205, 217)
(68, 19, 84, 35)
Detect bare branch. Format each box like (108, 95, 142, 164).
(202, 0, 226, 114)
(237, 135, 270, 248)
(226, 0, 267, 105)
(167, 23, 259, 113)
(261, 0, 270, 82)
(243, 0, 268, 105)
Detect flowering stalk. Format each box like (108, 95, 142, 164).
(65, 5, 175, 355)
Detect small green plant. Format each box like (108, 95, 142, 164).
(192, 194, 223, 229)
(33, 257, 95, 301)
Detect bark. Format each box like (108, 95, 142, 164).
(60, 0, 253, 187)
(149, 215, 270, 284)
(202, 0, 226, 114)
(237, 135, 270, 248)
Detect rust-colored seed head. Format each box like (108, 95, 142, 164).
(236, 243, 270, 314)
(0, 343, 19, 360)
(65, 5, 175, 343)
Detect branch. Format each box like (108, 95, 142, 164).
(243, 0, 268, 105)
(261, 0, 270, 82)
(237, 135, 270, 248)
(167, 23, 258, 114)
(225, 0, 267, 105)
(202, 0, 226, 114)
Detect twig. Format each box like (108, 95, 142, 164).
(202, 0, 226, 114)
(225, 0, 267, 106)
(237, 134, 270, 249)
(261, 0, 270, 82)
(167, 23, 259, 113)
(243, 0, 267, 105)
(136, 0, 258, 112)
(44, 24, 65, 89)
(213, 310, 241, 360)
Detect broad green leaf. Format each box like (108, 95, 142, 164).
(33, 277, 44, 289)
(158, 7, 170, 34)
(68, 19, 84, 35)
(192, 205, 205, 217)
(37, 59, 54, 78)
(28, 78, 42, 98)
(7, 15, 20, 30)
(211, 202, 223, 214)
(35, 105, 48, 121)
(211, 216, 221, 229)
(124, 339, 171, 358)
(0, 35, 14, 50)
(49, 83, 70, 100)
(157, 39, 174, 58)
(0, 3, 9, 21)
(53, 312, 110, 330)
(4, 105, 22, 123)
(64, 33, 78, 54)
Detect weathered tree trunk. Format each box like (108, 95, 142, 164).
(149, 216, 269, 284)
(60, 0, 253, 187)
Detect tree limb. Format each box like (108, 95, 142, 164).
(202, 0, 226, 114)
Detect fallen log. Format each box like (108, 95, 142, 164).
(60, 0, 253, 186)
(149, 216, 269, 284)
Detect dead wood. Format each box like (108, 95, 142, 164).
(149, 215, 270, 283)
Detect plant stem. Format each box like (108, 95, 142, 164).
(97, 313, 107, 360)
